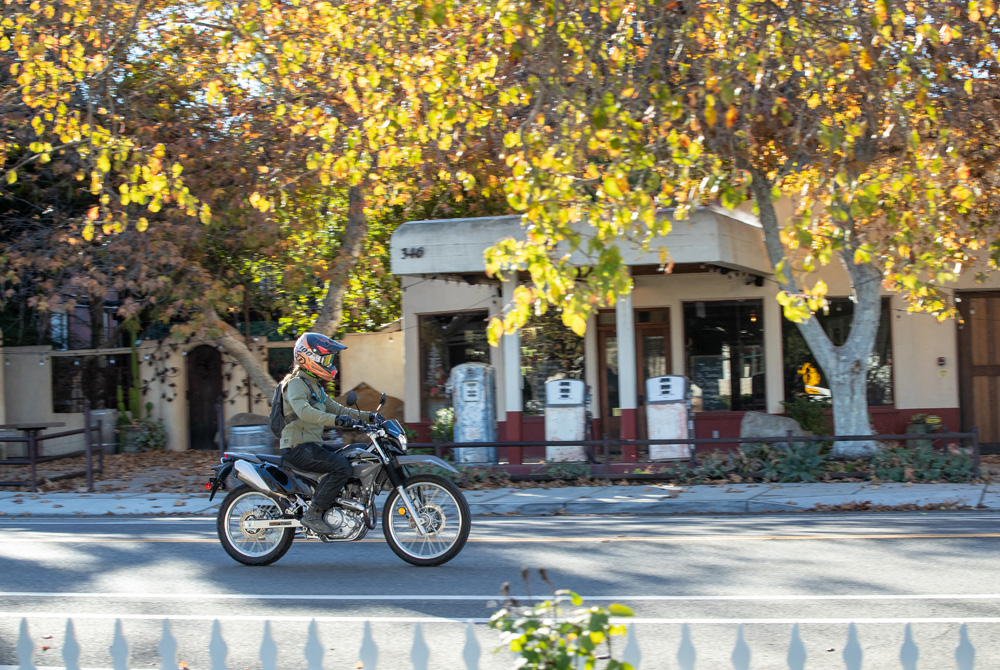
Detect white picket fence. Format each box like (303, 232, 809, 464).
(5, 617, 981, 669)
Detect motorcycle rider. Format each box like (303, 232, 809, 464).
(279, 332, 383, 534)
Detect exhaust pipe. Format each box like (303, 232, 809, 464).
(232, 460, 290, 498)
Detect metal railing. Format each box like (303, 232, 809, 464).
(410, 427, 981, 483)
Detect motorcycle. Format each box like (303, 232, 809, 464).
(206, 390, 471, 567)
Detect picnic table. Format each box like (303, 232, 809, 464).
(0, 417, 102, 491)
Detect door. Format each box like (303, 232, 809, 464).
(958, 293, 1000, 449)
(597, 309, 671, 439)
(187, 345, 223, 450)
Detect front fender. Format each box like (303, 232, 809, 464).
(396, 455, 459, 473)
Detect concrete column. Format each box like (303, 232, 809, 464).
(615, 289, 639, 448)
(501, 278, 523, 461)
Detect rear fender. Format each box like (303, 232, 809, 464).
(207, 462, 234, 501)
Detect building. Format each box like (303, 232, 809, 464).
(390, 206, 999, 460)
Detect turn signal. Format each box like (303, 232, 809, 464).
(398, 507, 407, 515)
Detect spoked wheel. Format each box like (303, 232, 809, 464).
(217, 485, 294, 566)
(382, 474, 471, 566)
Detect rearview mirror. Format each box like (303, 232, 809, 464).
(346, 391, 357, 407)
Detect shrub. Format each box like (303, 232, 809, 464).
(871, 444, 974, 482)
(490, 570, 635, 670)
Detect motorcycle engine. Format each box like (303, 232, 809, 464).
(322, 507, 363, 539)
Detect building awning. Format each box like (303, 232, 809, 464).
(390, 207, 772, 277)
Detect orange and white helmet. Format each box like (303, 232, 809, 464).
(293, 332, 347, 382)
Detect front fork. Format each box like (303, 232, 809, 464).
(384, 460, 429, 537)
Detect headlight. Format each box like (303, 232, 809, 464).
(398, 432, 408, 452)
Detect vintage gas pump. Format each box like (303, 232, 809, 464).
(450, 362, 498, 464)
(544, 378, 588, 462)
(645, 375, 693, 460)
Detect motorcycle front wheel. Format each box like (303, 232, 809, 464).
(217, 485, 294, 566)
(382, 474, 471, 566)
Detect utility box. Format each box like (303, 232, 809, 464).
(544, 378, 587, 462)
(646, 375, 692, 460)
(451, 362, 498, 465)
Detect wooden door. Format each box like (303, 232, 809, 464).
(187, 345, 223, 450)
(958, 293, 1000, 448)
(597, 309, 671, 439)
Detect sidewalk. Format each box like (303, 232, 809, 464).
(1, 480, 998, 517)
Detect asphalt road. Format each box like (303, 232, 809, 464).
(0, 513, 998, 669)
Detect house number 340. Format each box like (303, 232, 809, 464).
(402, 247, 425, 258)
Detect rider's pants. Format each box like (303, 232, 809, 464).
(281, 442, 351, 510)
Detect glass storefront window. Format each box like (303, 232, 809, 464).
(419, 311, 490, 418)
(520, 311, 585, 416)
(684, 300, 766, 412)
(782, 298, 894, 406)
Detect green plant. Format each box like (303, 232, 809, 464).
(542, 462, 592, 481)
(673, 450, 730, 484)
(133, 417, 167, 451)
(116, 327, 147, 426)
(430, 407, 454, 443)
(781, 395, 832, 436)
(489, 570, 635, 670)
(772, 443, 826, 482)
(871, 444, 974, 482)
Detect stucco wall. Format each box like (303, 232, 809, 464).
(340, 329, 405, 401)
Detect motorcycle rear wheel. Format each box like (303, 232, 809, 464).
(382, 474, 471, 566)
(217, 485, 294, 566)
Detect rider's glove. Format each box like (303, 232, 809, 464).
(334, 415, 353, 428)
(369, 413, 385, 424)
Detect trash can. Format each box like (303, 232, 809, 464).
(544, 379, 587, 462)
(90, 409, 119, 455)
(451, 362, 498, 464)
(646, 375, 693, 460)
(228, 424, 277, 455)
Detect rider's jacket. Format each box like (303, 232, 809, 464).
(279, 370, 371, 450)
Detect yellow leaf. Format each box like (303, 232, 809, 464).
(858, 51, 874, 71)
(5, 170, 15, 184)
(87, 206, 99, 220)
(486, 317, 503, 346)
(136, 217, 149, 232)
(807, 93, 821, 109)
(725, 105, 738, 128)
(82, 224, 94, 241)
(704, 105, 716, 127)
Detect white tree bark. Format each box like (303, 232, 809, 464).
(749, 170, 879, 457)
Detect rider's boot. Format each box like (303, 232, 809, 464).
(300, 504, 337, 534)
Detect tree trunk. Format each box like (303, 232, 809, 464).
(312, 185, 368, 336)
(748, 169, 880, 457)
(199, 185, 370, 407)
(203, 308, 277, 407)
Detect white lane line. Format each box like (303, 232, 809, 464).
(2, 592, 1000, 602)
(1, 612, 1000, 625)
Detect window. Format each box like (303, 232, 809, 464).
(782, 298, 893, 406)
(52, 354, 132, 413)
(520, 310, 585, 416)
(684, 300, 765, 412)
(419, 311, 490, 418)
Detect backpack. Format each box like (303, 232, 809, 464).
(269, 381, 292, 438)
